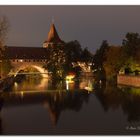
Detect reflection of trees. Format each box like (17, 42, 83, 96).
(120, 87, 140, 122)
(2, 89, 89, 126)
(94, 83, 140, 123)
(44, 90, 89, 125)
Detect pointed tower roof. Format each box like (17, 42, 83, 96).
(46, 24, 64, 43)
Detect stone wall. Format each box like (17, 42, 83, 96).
(117, 75, 140, 87)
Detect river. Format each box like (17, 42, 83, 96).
(0, 75, 140, 135)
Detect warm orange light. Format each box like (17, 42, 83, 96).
(66, 73, 75, 83)
(19, 59, 23, 62)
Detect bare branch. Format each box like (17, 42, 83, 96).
(0, 16, 9, 45)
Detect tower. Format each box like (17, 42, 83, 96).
(43, 24, 65, 48)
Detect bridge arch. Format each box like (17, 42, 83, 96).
(9, 62, 49, 78)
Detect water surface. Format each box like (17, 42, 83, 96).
(0, 75, 140, 135)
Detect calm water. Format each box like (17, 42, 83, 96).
(0, 75, 140, 135)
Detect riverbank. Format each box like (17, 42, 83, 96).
(117, 75, 140, 87)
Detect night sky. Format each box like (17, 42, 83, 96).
(0, 5, 140, 52)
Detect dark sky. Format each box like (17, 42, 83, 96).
(0, 5, 140, 52)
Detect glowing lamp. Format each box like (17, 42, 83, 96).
(66, 73, 75, 83)
(19, 59, 23, 62)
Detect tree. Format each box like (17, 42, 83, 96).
(103, 46, 125, 81)
(1, 59, 12, 77)
(0, 16, 10, 78)
(122, 32, 140, 57)
(93, 40, 109, 69)
(0, 16, 9, 42)
(92, 40, 109, 82)
(43, 40, 93, 80)
(64, 40, 83, 62)
(64, 40, 85, 76)
(122, 32, 140, 75)
(43, 45, 67, 80)
(81, 47, 93, 63)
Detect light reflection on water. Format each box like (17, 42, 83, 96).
(12, 75, 94, 93)
(0, 75, 140, 134)
(12, 76, 50, 92)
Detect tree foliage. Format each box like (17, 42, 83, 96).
(93, 40, 109, 70)
(94, 32, 140, 82)
(0, 16, 11, 78)
(43, 45, 67, 80)
(1, 59, 12, 77)
(122, 32, 140, 57)
(81, 47, 93, 63)
(121, 32, 140, 75)
(64, 40, 83, 62)
(92, 40, 109, 82)
(43, 40, 93, 80)
(103, 46, 125, 81)
(0, 16, 9, 56)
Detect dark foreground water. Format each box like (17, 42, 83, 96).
(0, 75, 140, 135)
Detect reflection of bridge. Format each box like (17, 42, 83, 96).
(9, 71, 51, 78)
(1, 89, 89, 126)
(10, 89, 67, 94)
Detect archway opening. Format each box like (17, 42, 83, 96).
(13, 65, 48, 78)
(13, 66, 50, 93)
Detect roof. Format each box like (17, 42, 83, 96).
(5, 46, 49, 59)
(44, 24, 64, 44)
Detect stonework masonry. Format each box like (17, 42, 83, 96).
(117, 75, 140, 87)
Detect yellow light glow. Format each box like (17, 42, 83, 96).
(20, 91, 24, 98)
(20, 59, 23, 62)
(14, 82, 18, 87)
(80, 80, 93, 92)
(85, 81, 93, 92)
(66, 80, 69, 90)
(66, 75, 75, 83)
(14, 82, 18, 90)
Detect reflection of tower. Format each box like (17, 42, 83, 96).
(43, 93, 63, 126)
(43, 23, 65, 48)
(43, 90, 90, 126)
(44, 101, 60, 126)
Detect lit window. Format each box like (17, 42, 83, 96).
(19, 59, 23, 62)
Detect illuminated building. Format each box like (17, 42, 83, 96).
(43, 23, 65, 48)
(3, 23, 65, 74)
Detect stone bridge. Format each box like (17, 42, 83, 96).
(8, 60, 93, 78)
(9, 61, 49, 78)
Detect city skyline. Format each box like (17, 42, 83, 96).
(1, 6, 140, 52)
